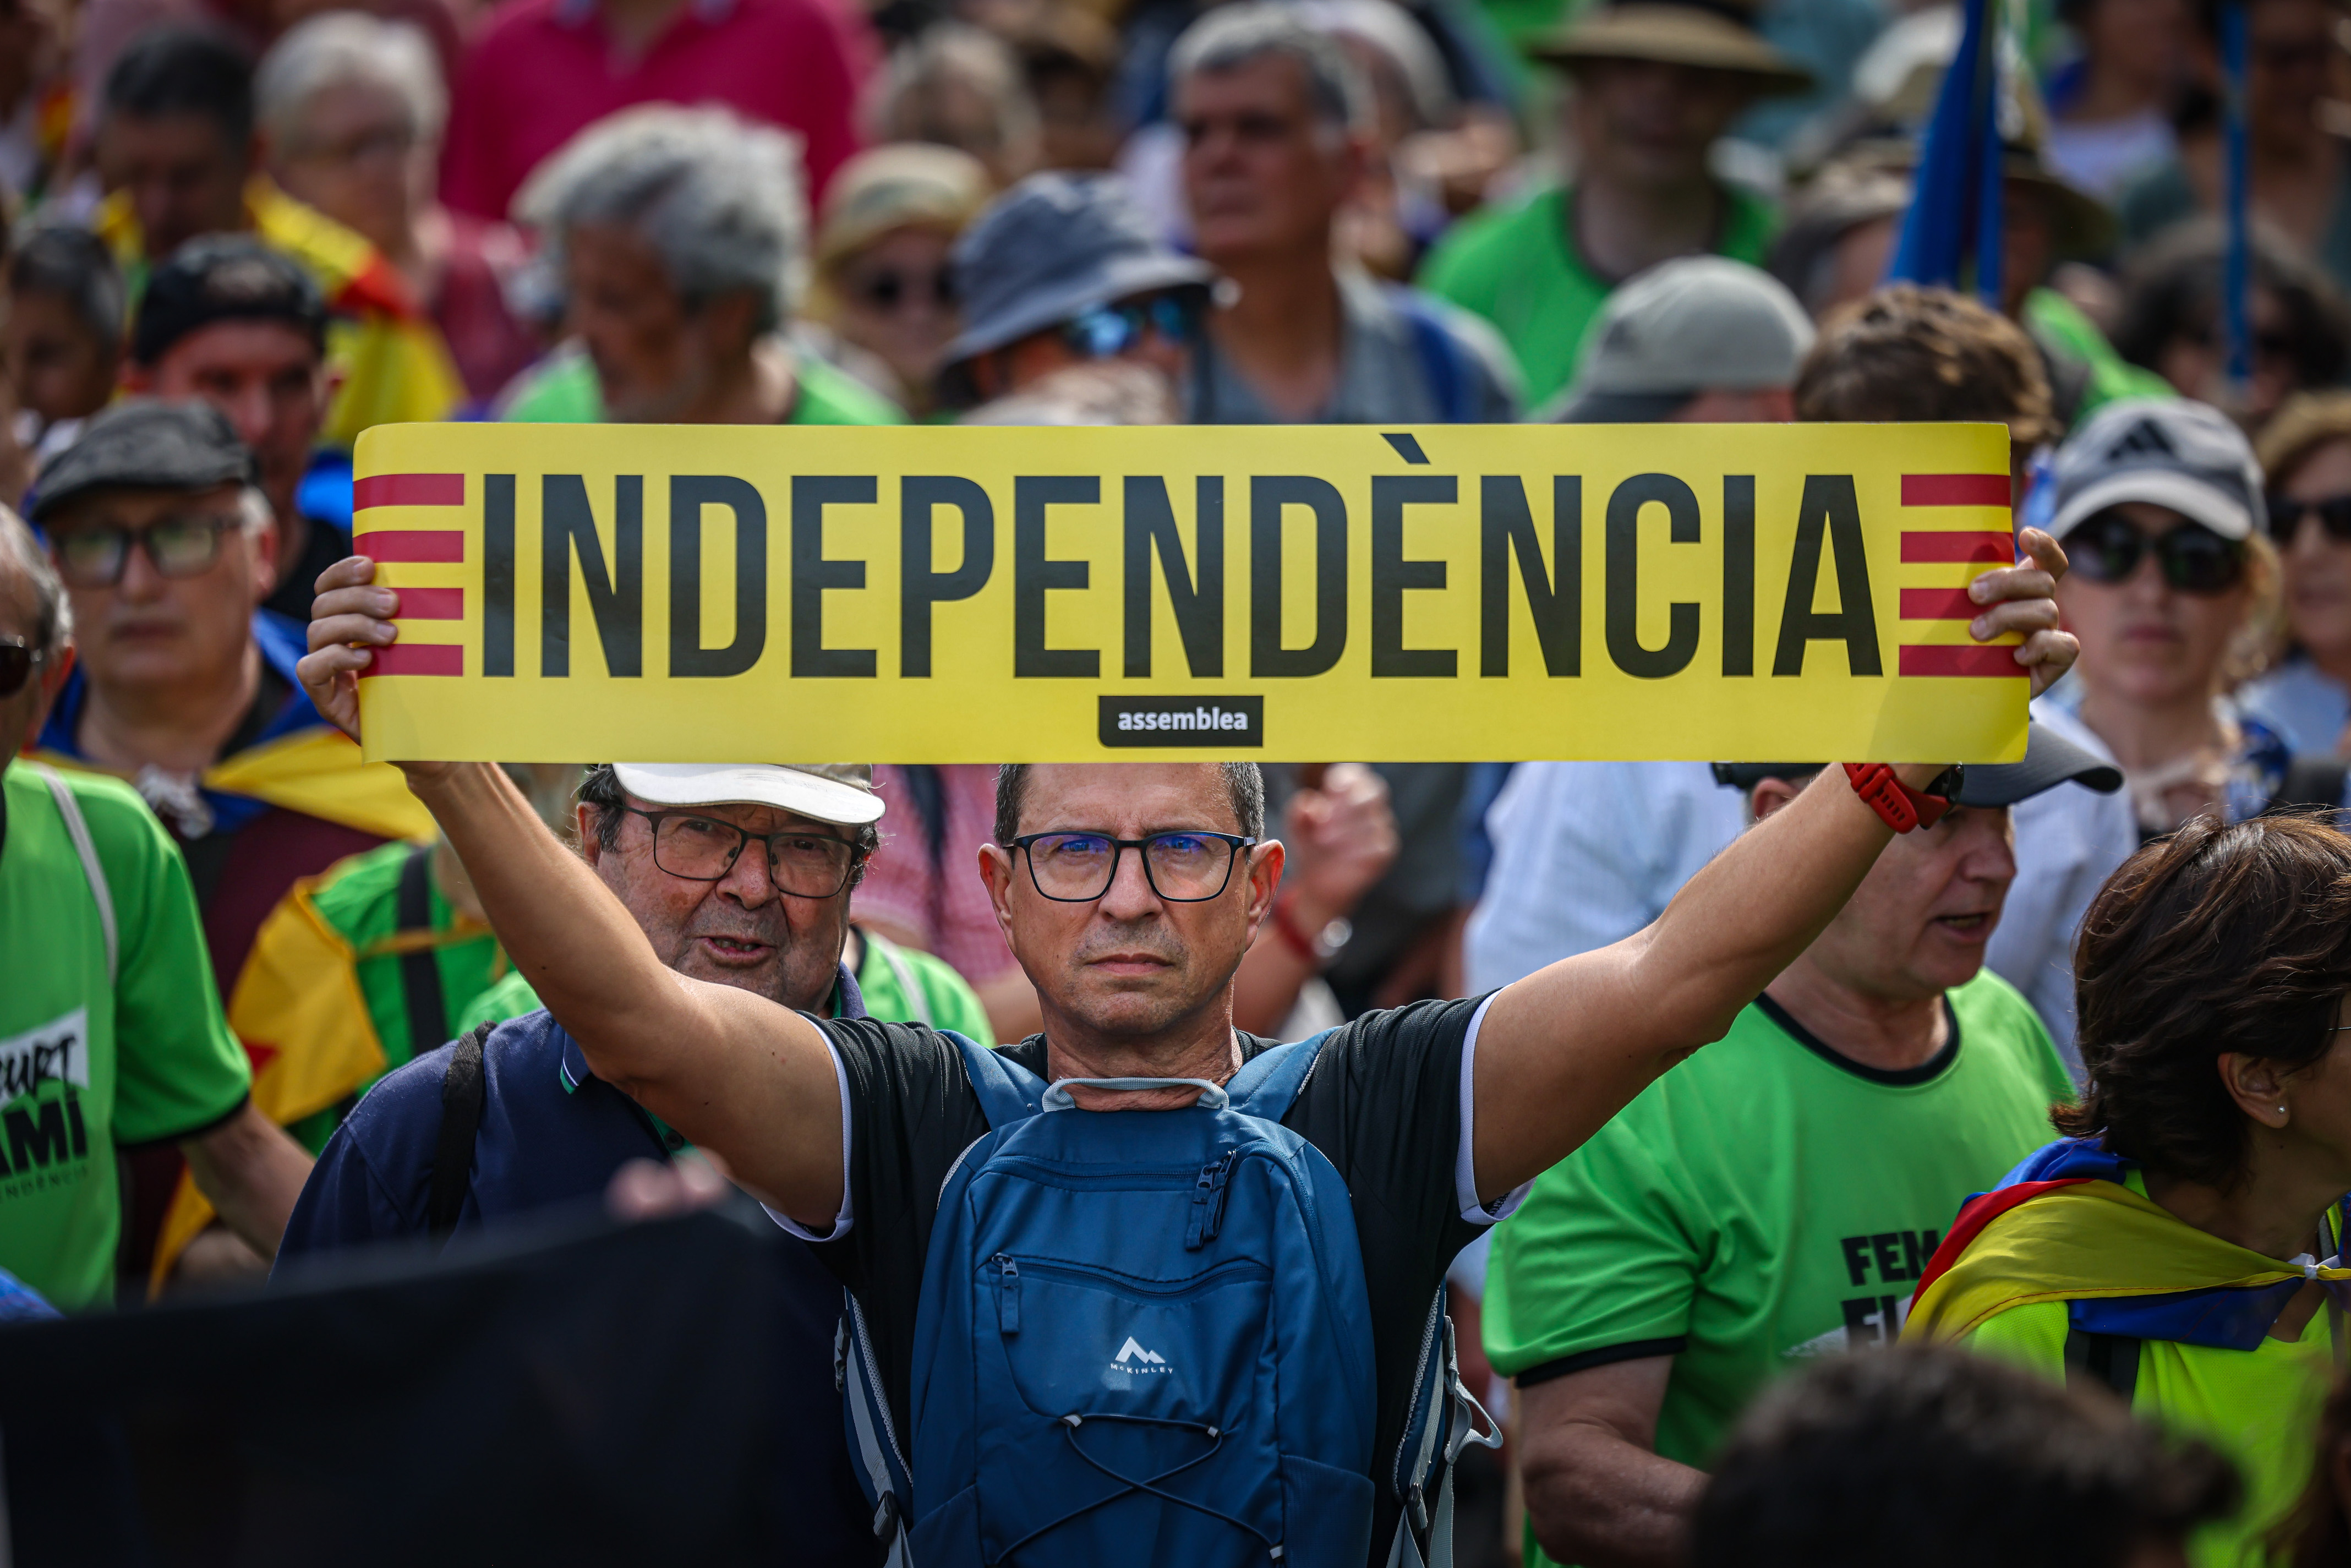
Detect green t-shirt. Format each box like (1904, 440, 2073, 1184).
(286, 841, 505, 1154)
(1416, 183, 1781, 408)
(1964, 1176, 2338, 1568)
(0, 764, 252, 1309)
(455, 927, 995, 1045)
(1485, 971, 2073, 1567)
(499, 343, 907, 426)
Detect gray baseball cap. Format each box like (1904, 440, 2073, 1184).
(2045, 398, 2266, 543)
(936, 172, 1215, 408)
(28, 398, 258, 522)
(1554, 256, 1816, 423)
(1711, 722, 2123, 806)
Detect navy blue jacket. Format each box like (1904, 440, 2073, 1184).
(278, 969, 877, 1565)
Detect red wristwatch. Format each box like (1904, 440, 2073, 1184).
(1844, 763, 1963, 833)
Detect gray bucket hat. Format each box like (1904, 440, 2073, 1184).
(936, 172, 1215, 408)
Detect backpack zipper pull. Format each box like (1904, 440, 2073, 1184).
(993, 1254, 1021, 1334)
(1185, 1150, 1239, 1252)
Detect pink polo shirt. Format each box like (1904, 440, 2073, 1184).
(439, 0, 872, 222)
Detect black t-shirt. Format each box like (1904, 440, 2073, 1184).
(262, 514, 352, 624)
(806, 995, 1496, 1561)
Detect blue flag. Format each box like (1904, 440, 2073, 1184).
(1885, 0, 2005, 306)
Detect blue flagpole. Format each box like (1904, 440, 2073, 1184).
(1887, 0, 2002, 294)
(2221, 0, 2252, 392)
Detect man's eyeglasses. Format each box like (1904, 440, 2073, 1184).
(49, 515, 242, 589)
(624, 807, 864, 899)
(851, 265, 954, 312)
(1009, 830, 1256, 903)
(2064, 511, 2248, 595)
(0, 636, 45, 699)
(1058, 296, 1195, 360)
(2267, 493, 2351, 545)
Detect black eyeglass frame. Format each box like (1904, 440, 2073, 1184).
(620, 806, 867, 898)
(1007, 830, 1260, 904)
(2064, 510, 2250, 595)
(0, 636, 46, 699)
(2266, 492, 2351, 544)
(47, 515, 244, 589)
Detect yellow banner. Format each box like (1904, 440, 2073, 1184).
(351, 422, 2026, 763)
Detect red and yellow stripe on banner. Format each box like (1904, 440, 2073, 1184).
(355, 472, 469, 678)
(1895, 472, 2020, 680)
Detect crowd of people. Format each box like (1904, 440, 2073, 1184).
(2, 0, 2350, 1559)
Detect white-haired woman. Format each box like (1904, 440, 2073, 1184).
(258, 10, 537, 406)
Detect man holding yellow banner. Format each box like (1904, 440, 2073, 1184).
(294, 400, 2074, 1565)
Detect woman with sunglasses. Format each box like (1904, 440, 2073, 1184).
(2044, 399, 2314, 839)
(2241, 393, 2351, 760)
(802, 145, 992, 422)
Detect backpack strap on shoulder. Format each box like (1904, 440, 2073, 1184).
(1388, 1289, 1503, 1568)
(396, 843, 450, 1060)
(2063, 1321, 2141, 1402)
(1226, 1030, 1333, 1122)
(947, 1030, 1045, 1130)
(427, 1022, 491, 1239)
(35, 765, 116, 986)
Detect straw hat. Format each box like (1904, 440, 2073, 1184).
(1529, 0, 1813, 96)
(813, 144, 994, 276)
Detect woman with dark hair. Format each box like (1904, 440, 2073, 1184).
(1908, 812, 2350, 1568)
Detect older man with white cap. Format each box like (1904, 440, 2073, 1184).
(276, 759, 986, 1565)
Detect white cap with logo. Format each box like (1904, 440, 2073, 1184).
(609, 763, 886, 827)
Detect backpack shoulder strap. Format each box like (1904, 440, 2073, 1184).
(2063, 1322, 2141, 1402)
(945, 1030, 1045, 1130)
(2265, 755, 2349, 817)
(34, 765, 117, 986)
(395, 843, 450, 1060)
(1226, 1030, 1333, 1123)
(427, 1022, 491, 1239)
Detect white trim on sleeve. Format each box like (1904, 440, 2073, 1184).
(1455, 992, 1530, 1225)
(762, 1032, 857, 1242)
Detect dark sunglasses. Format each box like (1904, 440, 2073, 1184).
(48, 515, 242, 589)
(1059, 295, 1195, 359)
(2065, 510, 2248, 594)
(0, 636, 44, 699)
(851, 266, 954, 312)
(2266, 492, 2351, 544)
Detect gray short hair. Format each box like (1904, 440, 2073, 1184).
(516, 105, 810, 331)
(255, 12, 447, 150)
(994, 763, 1265, 844)
(0, 505, 71, 663)
(1169, 3, 1372, 133)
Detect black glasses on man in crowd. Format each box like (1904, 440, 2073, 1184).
(1059, 295, 1195, 361)
(0, 636, 44, 699)
(625, 808, 863, 899)
(2064, 510, 2249, 595)
(48, 514, 243, 589)
(2266, 493, 2351, 545)
(1009, 830, 1257, 903)
(851, 265, 955, 313)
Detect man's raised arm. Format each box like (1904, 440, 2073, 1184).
(1468, 529, 2079, 1202)
(296, 558, 847, 1228)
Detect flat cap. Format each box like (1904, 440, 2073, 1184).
(28, 399, 258, 522)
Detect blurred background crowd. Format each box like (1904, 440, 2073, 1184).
(3, 0, 2351, 1559)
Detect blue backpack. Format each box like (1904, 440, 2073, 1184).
(838, 1033, 1497, 1567)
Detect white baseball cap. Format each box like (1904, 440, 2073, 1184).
(608, 763, 886, 827)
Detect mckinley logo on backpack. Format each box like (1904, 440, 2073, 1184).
(836, 1032, 1496, 1568)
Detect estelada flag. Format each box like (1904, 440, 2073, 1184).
(1904, 1138, 2349, 1350)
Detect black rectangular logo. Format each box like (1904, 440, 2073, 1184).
(1098, 696, 1264, 748)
